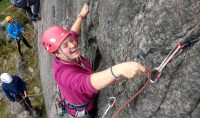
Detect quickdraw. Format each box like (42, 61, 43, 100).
(150, 37, 200, 83)
(111, 37, 199, 117)
(102, 97, 116, 118)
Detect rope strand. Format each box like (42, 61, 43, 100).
(111, 68, 152, 118)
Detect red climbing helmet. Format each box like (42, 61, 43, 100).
(41, 25, 71, 54)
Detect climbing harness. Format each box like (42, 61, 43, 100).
(56, 99, 90, 117)
(112, 68, 151, 118)
(66, 100, 90, 117)
(102, 97, 116, 118)
(55, 86, 67, 116)
(55, 85, 90, 117)
(66, 100, 90, 109)
(150, 37, 200, 83)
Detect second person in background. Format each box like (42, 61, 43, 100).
(5, 16, 32, 56)
(0, 73, 33, 115)
(10, 0, 40, 21)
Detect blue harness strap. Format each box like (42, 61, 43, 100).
(65, 100, 90, 109)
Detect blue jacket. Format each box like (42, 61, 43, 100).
(6, 20, 23, 40)
(1, 75, 27, 102)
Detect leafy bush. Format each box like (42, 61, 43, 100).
(0, 0, 10, 15)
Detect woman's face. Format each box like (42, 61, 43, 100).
(56, 36, 80, 61)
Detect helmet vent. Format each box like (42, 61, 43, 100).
(50, 38, 57, 43)
(60, 33, 65, 36)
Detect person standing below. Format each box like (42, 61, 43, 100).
(0, 73, 33, 115)
(5, 16, 32, 56)
(41, 3, 146, 118)
(10, 0, 40, 21)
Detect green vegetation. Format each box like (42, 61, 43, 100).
(0, 99, 12, 118)
(0, 0, 46, 117)
(0, 0, 10, 14)
(0, 1, 29, 58)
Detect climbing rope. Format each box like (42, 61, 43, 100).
(111, 68, 152, 118)
(111, 37, 199, 117)
(18, 81, 55, 103)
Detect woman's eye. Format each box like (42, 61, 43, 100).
(65, 44, 68, 48)
(70, 38, 74, 42)
(63, 43, 68, 48)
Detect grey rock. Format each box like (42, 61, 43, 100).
(10, 102, 24, 114)
(37, 0, 200, 118)
(16, 58, 28, 78)
(0, 20, 7, 28)
(33, 86, 40, 94)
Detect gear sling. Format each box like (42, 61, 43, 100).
(56, 86, 90, 117)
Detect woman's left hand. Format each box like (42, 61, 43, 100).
(79, 4, 89, 17)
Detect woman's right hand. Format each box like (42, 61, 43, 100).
(91, 61, 146, 90)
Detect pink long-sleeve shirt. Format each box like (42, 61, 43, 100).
(53, 31, 98, 116)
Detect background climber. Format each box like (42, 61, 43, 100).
(5, 16, 32, 56)
(41, 2, 146, 118)
(10, 0, 40, 21)
(0, 73, 33, 115)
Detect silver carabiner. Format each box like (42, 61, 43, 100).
(108, 97, 116, 107)
(150, 67, 162, 83)
(102, 97, 116, 118)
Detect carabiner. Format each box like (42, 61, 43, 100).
(108, 97, 116, 107)
(150, 67, 162, 83)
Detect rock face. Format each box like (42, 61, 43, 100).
(37, 0, 200, 118)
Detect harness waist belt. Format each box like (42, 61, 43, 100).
(65, 100, 90, 109)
